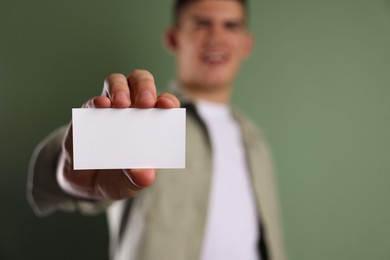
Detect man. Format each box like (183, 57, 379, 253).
(28, 0, 287, 259)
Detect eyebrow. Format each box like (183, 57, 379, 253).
(190, 14, 246, 25)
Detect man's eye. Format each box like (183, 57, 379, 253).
(195, 21, 210, 28)
(225, 22, 242, 31)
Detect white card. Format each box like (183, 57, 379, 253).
(72, 108, 186, 170)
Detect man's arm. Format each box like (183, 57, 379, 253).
(27, 126, 112, 216)
(27, 70, 180, 216)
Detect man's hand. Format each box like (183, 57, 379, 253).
(57, 70, 180, 200)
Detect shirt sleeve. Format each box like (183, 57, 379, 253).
(27, 126, 112, 216)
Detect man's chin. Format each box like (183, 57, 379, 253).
(193, 80, 228, 91)
(182, 76, 232, 92)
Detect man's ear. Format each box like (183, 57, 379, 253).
(163, 27, 179, 54)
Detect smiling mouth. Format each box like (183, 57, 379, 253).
(202, 53, 228, 64)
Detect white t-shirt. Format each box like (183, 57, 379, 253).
(107, 99, 261, 260)
(196, 100, 259, 260)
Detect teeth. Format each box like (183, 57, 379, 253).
(204, 54, 224, 62)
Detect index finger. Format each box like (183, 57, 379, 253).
(103, 73, 131, 108)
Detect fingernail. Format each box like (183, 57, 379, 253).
(138, 91, 154, 102)
(158, 97, 175, 107)
(114, 91, 129, 102)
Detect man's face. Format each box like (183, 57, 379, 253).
(168, 0, 252, 92)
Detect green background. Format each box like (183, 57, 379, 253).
(1, 0, 389, 259)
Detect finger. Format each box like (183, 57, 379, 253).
(61, 168, 148, 200)
(92, 170, 145, 199)
(103, 73, 131, 108)
(89, 169, 156, 200)
(123, 169, 156, 189)
(82, 96, 111, 108)
(127, 70, 157, 108)
(155, 93, 181, 108)
(63, 124, 74, 159)
(93, 96, 112, 108)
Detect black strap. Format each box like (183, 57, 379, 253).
(258, 220, 269, 260)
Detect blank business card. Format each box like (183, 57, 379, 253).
(72, 108, 186, 170)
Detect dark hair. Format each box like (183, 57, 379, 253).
(173, 0, 248, 26)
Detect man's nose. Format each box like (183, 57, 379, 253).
(206, 25, 226, 47)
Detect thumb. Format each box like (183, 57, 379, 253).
(122, 169, 156, 189)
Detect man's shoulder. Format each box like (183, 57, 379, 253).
(231, 106, 266, 142)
